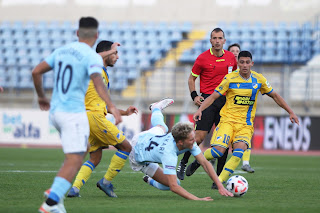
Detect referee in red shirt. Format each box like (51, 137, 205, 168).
(177, 28, 237, 185)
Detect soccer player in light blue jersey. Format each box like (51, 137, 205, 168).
(129, 98, 233, 200)
(32, 17, 122, 213)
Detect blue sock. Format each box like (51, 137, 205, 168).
(151, 108, 168, 132)
(149, 178, 180, 191)
(48, 177, 71, 202)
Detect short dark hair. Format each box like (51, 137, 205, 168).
(238, 51, 252, 60)
(228, 43, 241, 51)
(79, 17, 99, 29)
(211, 27, 225, 38)
(96, 40, 113, 53)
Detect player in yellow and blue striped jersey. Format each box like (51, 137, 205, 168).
(67, 40, 138, 198)
(188, 51, 299, 185)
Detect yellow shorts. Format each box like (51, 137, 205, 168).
(210, 121, 253, 149)
(87, 111, 126, 153)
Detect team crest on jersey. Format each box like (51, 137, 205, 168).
(234, 95, 255, 105)
(216, 136, 222, 141)
(252, 83, 258, 89)
(219, 86, 223, 90)
(237, 83, 240, 88)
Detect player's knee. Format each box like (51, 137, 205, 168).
(142, 163, 159, 178)
(89, 151, 102, 166)
(116, 139, 132, 153)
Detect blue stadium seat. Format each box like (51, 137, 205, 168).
(252, 29, 264, 42)
(289, 40, 300, 52)
(241, 30, 253, 42)
(252, 49, 262, 63)
(113, 79, 128, 91)
(277, 41, 289, 51)
(289, 28, 301, 42)
(264, 29, 275, 42)
(276, 29, 288, 42)
(134, 31, 146, 41)
(241, 41, 253, 52)
(0, 66, 8, 88)
(127, 68, 138, 80)
(18, 67, 33, 89)
(265, 41, 276, 51)
(18, 56, 30, 66)
(4, 48, 16, 58)
(181, 21, 192, 32)
(262, 49, 275, 63)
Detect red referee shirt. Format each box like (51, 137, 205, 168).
(191, 48, 237, 94)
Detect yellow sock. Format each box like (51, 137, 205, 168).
(219, 148, 244, 183)
(204, 147, 224, 160)
(204, 149, 213, 160)
(104, 150, 129, 181)
(73, 160, 95, 190)
(242, 149, 251, 162)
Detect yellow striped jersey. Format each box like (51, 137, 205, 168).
(215, 70, 273, 126)
(85, 67, 110, 115)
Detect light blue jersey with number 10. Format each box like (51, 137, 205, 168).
(45, 42, 103, 113)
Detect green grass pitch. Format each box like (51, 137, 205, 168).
(0, 148, 319, 213)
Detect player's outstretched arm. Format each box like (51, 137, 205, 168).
(91, 73, 122, 125)
(195, 154, 234, 197)
(167, 174, 213, 201)
(267, 91, 299, 125)
(32, 61, 52, 111)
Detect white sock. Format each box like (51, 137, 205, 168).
(72, 186, 80, 193)
(243, 161, 249, 166)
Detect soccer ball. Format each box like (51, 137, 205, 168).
(226, 175, 248, 197)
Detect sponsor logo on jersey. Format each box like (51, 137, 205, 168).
(165, 165, 176, 170)
(234, 95, 255, 105)
(216, 59, 225, 62)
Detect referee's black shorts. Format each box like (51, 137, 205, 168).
(195, 94, 226, 132)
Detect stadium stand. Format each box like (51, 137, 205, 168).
(178, 21, 318, 64)
(0, 20, 191, 91)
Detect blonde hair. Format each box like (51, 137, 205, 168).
(171, 122, 194, 142)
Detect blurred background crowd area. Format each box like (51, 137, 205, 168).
(0, 0, 319, 115)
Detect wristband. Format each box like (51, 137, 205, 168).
(191, 91, 198, 101)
